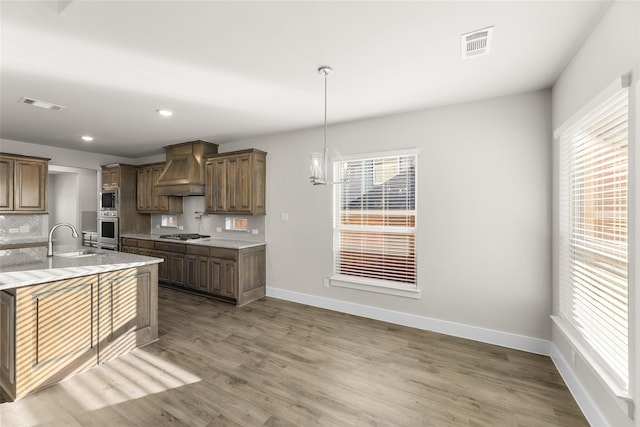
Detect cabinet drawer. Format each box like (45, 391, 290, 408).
(121, 238, 138, 247)
(210, 247, 238, 260)
(187, 245, 210, 256)
(138, 239, 155, 249)
(155, 242, 186, 253)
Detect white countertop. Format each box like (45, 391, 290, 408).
(121, 233, 266, 249)
(0, 250, 162, 290)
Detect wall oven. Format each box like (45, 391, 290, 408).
(97, 217, 118, 249)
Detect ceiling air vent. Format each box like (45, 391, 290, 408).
(17, 97, 66, 111)
(461, 26, 494, 60)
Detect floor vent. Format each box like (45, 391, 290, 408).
(461, 26, 494, 59)
(17, 97, 66, 111)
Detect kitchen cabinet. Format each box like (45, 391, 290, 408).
(0, 291, 15, 392)
(98, 267, 157, 364)
(204, 149, 266, 215)
(154, 242, 186, 287)
(120, 237, 265, 306)
(101, 165, 120, 189)
(0, 265, 158, 401)
(137, 163, 183, 214)
(186, 245, 210, 293)
(0, 153, 49, 213)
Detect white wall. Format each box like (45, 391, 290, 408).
(49, 172, 78, 247)
(221, 90, 552, 345)
(551, 1, 640, 426)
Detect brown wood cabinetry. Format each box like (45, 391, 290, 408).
(101, 166, 120, 189)
(121, 237, 265, 306)
(99, 164, 150, 237)
(205, 149, 266, 215)
(0, 265, 158, 401)
(0, 291, 15, 393)
(137, 163, 183, 213)
(98, 266, 158, 364)
(0, 153, 48, 213)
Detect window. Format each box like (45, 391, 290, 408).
(557, 82, 629, 390)
(332, 151, 417, 289)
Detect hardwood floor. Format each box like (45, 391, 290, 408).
(0, 287, 587, 426)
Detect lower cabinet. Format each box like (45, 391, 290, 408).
(0, 265, 158, 401)
(98, 266, 158, 364)
(121, 237, 265, 306)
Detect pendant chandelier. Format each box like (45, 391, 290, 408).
(310, 66, 333, 185)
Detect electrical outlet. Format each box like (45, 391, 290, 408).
(9, 228, 19, 234)
(280, 212, 289, 222)
(19, 225, 30, 233)
(155, 224, 160, 229)
(178, 225, 184, 230)
(216, 227, 222, 232)
(252, 229, 259, 235)
(323, 278, 330, 288)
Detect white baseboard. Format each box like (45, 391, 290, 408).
(549, 343, 608, 427)
(266, 287, 550, 355)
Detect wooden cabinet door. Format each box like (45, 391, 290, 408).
(0, 291, 15, 396)
(186, 255, 209, 292)
(98, 266, 157, 364)
(168, 253, 185, 287)
(151, 164, 169, 211)
(14, 158, 47, 212)
(209, 258, 236, 299)
(153, 251, 170, 283)
(13, 276, 99, 399)
(227, 154, 252, 213)
(102, 167, 119, 189)
(205, 158, 227, 212)
(136, 167, 151, 211)
(0, 158, 14, 211)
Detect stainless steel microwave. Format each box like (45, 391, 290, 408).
(100, 189, 118, 212)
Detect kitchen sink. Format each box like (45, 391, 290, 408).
(55, 249, 101, 258)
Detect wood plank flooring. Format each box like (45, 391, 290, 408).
(0, 287, 587, 426)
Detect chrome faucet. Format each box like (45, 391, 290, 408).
(47, 223, 79, 257)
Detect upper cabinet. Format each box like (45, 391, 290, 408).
(204, 149, 266, 215)
(136, 163, 183, 214)
(0, 153, 48, 214)
(101, 165, 120, 189)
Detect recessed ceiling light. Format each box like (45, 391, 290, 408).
(157, 109, 173, 117)
(81, 135, 94, 142)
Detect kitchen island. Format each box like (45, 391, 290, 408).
(0, 249, 161, 401)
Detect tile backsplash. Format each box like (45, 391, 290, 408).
(0, 214, 47, 243)
(150, 197, 265, 242)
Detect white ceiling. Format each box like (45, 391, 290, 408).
(0, 0, 610, 158)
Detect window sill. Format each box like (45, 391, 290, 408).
(551, 315, 634, 418)
(329, 274, 421, 299)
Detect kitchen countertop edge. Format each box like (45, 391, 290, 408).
(0, 253, 162, 290)
(121, 233, 266, 249)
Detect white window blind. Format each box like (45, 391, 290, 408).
(558, 86, 629, 389)
(333, 153, 416, 286)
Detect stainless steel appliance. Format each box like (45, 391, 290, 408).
(99, 189, 118, 213)
(98, 216, 118, 249)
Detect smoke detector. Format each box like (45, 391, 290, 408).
(461, 26, 494, 59)
(17, 97, 66, 111)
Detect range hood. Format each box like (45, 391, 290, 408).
(154, 140, 219, 196)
